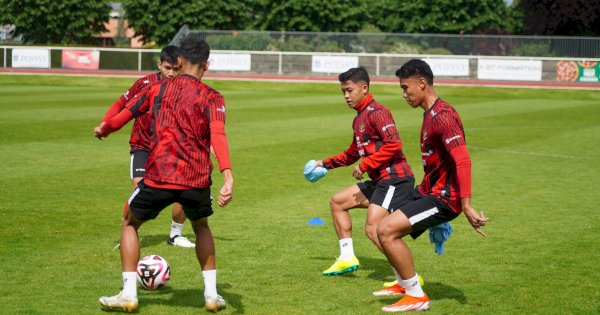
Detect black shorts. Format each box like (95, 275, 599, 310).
(130, 150, 149, 179)
(358, 177, 415, 213)
(128, 180, 213, 221)
(400, 190, 459, 239)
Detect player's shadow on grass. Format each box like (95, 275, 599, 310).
(136, 234, 195, 247)
(313, 256, 467, 305)
(138, 282, 244, 313)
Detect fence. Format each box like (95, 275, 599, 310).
(171, 28, 600, 59)
(2, 45, 600, 84)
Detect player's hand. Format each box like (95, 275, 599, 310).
(94, 125, 104, 140)
(463, 205, 489, 237)
(315, 160, 324, 168)
(218, 169, 233, 207)
(352, 165, 364, 180)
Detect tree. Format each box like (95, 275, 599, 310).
(123, 0, 251, 46)
(370, 0, 519, 34)
(248, 0, 367, 32)
(1, 0, 110, 44)
(517, 0, 600, 36)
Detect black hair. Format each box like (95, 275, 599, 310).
(338, 66, 370, 86)
(159, 45, 180, 65)
(395, 59, 434, 85)
(179, 34, 210, 65)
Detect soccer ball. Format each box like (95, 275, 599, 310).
(136, 255, 170, 290)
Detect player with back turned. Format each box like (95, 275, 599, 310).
(374, 59, 489, 312)
(96, 34, 233, 313)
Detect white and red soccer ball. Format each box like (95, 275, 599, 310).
(136, 255, 170, 290)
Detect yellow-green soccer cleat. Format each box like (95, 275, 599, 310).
(322, 256, 360, 275)
(383, 275, 425, 288)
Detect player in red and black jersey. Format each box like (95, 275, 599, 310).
(313, 67, 416, 276)
(374, 59, 489, 312)
(96, 35, 232, 313)
(94, 46, 195, 248)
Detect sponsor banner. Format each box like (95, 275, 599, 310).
(477, 59, 542, 81)
(12, 48, 50, 68)
(422, 58, 469, 76)
(312, 56, 358, 73)
(209, 54, 251, 71)
(62, 50, 100, 70)
(556, 60, 600, 82)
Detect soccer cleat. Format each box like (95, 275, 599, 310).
(384, 275, 424, 288)
(322, 256, 360, 275)
(99, 291, 138, 313)
(373, 283, 406, 296)
(167, 235, 196, 248)
(205, 295, 227, 313)
(381, 294, 430, 312)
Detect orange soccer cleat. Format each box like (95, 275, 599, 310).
(381, 293, 430, 312)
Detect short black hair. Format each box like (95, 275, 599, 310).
(179, 34, 210, 65)
(395, 59, 434, 85)
(159, 45, 179, 65)
(339, 66, 370, 86)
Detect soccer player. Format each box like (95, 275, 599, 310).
(94, 45, 195, 248)
(96, 34, 233, 313)
(374, 59, 489, 312)
(313, 67, 416, 276)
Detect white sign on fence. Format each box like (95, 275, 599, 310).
(12, 48, 50, 68)
(477, 59, 542, 81)
(312, 56, 359, 73)
(209, 54, 251, 71)
(422, 58, 469, 76)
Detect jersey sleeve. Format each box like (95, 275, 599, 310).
(322, 136, 360, 169)
(125, 84, 154, 118)
(449, 145, 472, 198)
(433, 111, 466, 152)
(207, 93, 231, 171)
(359, 108, 402, 172)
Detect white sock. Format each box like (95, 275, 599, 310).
(339, 238, 355, 260)
(122, 272, 138, 298)
(400, 273, 424, 297)
(170, 221, 184, 238)
(202, 269, 217, 298)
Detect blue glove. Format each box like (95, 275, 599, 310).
(304, 160, 328, 183)
(428, 222, 453, 255)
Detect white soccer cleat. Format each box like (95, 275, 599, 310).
(167, 235, 196, 248)
(99, 291, 138, 313)
(205, 295, 226, 312)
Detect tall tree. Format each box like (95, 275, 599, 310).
(517, 0, 600, 36)
(1, 0, 110, 44)
(123, 0, 250, 45)
(370, 0, 518, 34)
(248, 0, 367, 32)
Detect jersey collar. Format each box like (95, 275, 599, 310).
(355, 93, 374, 112)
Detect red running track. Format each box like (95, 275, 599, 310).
(2, 67, 600, 90)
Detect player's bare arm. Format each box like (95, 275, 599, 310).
(461, 197, 489, 237)
(218, 169, 233, 207)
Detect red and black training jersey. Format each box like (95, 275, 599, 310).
(101, 72, 161, 152)
(125, 74, 229, 189)
(418, 98, 467, 213)
(323, 94, 413, 184)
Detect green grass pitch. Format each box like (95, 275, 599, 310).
(0, 74, 598, 314)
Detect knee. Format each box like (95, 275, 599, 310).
(365, 224, 378, 242)
(329, 193, 344, 211)
(376, 221, 395, 245)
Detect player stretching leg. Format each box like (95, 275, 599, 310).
(312, 67, 416, 276)
(375, 59, 489, 312)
